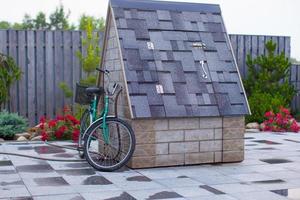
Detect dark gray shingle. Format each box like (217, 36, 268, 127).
(109, 0, 249, 118)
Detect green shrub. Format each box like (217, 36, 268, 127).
(0, 54, 22, 110)
(246, 91, 287, 123)
(0, 111, 28, 139)
(243, 40, 296, 123)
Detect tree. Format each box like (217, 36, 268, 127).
(290, 57, 300, 64)
(79, 15, 105, 31)
(77, 18, 101, 86)
(0, 21, 11, 29)
(34, 12, 48, 29)
(22, 14, 34, 29)
(244, 40, 296, 123)
(49, 4, 71, 30)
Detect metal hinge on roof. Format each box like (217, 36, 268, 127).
(192, 42, 206, 49)
(200, 60, 208, 79)
(156, 84, 164, 94)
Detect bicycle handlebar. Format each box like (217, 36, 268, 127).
(96, 68, 110, 74)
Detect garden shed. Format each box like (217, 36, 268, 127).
(100, 0, 250, 168)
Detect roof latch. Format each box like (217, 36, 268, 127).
(200, 60, 208, 79)
(192, 42, 206, 49)
(156, 84, 164, 94)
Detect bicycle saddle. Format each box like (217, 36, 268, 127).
(85, 87, 105, 96)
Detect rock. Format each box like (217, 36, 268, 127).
(246, 129, 260, 133)
(0, 138, 4, 142)
(14, 132, 31, 140)
(29, 132, 39, 140)
(246, 122, 260, 129)
(31, 136, 42, 141)
(260, 123, 266, 130)
(17, 136, 28, 141)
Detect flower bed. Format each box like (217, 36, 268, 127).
(38, 107, 80, 142)
(262, 107, 300, 132)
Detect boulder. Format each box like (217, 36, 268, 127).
(245, 129, 260, 133)
(0, 138, 4, 142)
(14, 132, 31, 140)
(17, 136, 28, 141)
(31, 136, 42, 141)
(246, 122, 260, 129)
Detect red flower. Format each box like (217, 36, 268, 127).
(291, 121, 300, 132)
(280, 107, 290, 115)
(58, 125, 68, 133)
(264, 111, 274, 118)
(72, 129, 80, 142)
(55, 130, 63, 139)
(39, 123, 45, 130)
(63, 106, 71, 113)
(41, 131, 49, 141)
(48, 120, 57, 128)
(65, 114, 80, 125)
(40, 116, 47, 124)
(56, 115, 64, 121)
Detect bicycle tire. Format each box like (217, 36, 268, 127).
(83, 117, 135, 172)
(78, 109, 90, 158)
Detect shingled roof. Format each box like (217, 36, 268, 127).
(105, 0, 250, 118)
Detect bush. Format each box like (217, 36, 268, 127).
(246, 91, 287, 124)
(38, 107, 80, 141)
(262, 107, 300, 132)
(0, 111, 28, 139)
(0, 54, 22, 109)
(244, 40, 295, 123)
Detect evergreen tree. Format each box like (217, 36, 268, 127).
(244, 40, 296, 123)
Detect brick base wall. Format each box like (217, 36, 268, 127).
(128, 116, 245, 168)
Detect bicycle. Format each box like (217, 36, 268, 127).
(75, 68, 135, 172)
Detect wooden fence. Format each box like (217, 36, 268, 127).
(0, 30, 295, 125)
(0, 30, 103, 125)
(290, 64, 300, 111)
(229, 34, 291, 78)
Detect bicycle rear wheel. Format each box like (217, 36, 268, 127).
(83, 117, 135, 172)
(78, 109, 90, 158)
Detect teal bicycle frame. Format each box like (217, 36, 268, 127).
(89, 95, 110, 144)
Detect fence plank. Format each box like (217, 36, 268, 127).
(72, 31, 81, 97)
(27, 31, 36, 125)
(278, 36, 285, 54)
(0, 30, 7, 54)
(258, 36, 265, 56)
(8, 30, 18, 113)
(45, 31, 54, 119)
(54, 31, 64, 114)
(285, 37, 291, 58)
(63, 31, 73, 106)
(251, 36, 258, 59)
(237, 35, 245, 77)
(36, 31, 45, 122)
(17, 31, 27, 117)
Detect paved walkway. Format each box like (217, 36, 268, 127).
(1, 132, 300, 200)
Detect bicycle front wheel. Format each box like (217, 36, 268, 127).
(83, 117, 135, 172)
(78, 109, 90, 158)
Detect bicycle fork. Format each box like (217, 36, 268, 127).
(102, 96, 110, 144)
